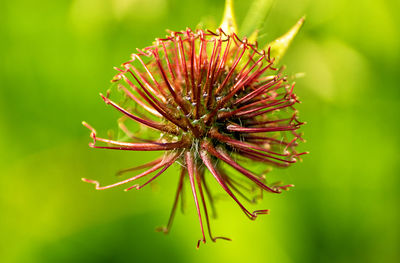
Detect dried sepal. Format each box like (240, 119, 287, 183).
(265, 16, 306, 64)
(219, 0, 238, 35)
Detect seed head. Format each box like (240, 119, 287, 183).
(82, 3, 307, 248)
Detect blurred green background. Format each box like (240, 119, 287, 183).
(1, 0, 399, 262)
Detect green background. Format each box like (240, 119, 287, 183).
(1, 0, 399, 262)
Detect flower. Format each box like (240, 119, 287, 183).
(82, 0, 307, 248)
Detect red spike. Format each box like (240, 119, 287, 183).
(238, 101, 296, 119)
(177, 36, 191, 97)
(234, 78, 283, 105)
(124, 153, 178, 191)
(210, 130, 290, 157)
(195, 165, 231, 242)
(83, 122, 187, 151)
(205, 60, 274, 125)
(118, 84, 163, 117)
(189, 36, 197, 102)
(131, 53, 167, 97)
(226, 124, 298, 133)
(99, 93, 174, 134)
(124, 63, 165, 98)
(82, 154, 178, 190)
(234, 100, 289, 117)
(205, 38, 223, 108)
(202, 38, 218, 96)
(239, 150, 290, 167)
(202, 143, 281, 193)
(125, 69, 189, 131)
(214, 36, 232, 83)
(161, 41, 176, 84)
(214, 43, 247, 94)
(199, 148, 265, 220)
(152, 48, 190, 115)
(185, 151, 206, 248)
(156, 168, 186, 234)
(116, 157, 164, 176)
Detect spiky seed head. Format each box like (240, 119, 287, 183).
(82, 2, 307, 248)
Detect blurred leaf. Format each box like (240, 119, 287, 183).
(240, 0, 275, 37)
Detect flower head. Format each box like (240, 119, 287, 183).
(82, 0, 307, 248)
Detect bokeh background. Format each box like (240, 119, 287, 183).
(1, 0, 399, 262)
